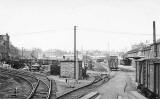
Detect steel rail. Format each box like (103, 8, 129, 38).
(0, 67, 50, 99)
(0, 67, 37, 80)
(21, 74, 51, 99)
(27, 75, 52, 99)
(46, 79, 52, 99)
(0, 68, 37, 86)
(0, 68, 36, 98)
(26, 80, 40, 99)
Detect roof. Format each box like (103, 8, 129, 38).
(126, 45, 151, 55)
(141, 46, 151, 51)
(127, 48, 141, 54)
(127, 56, 145, 59)
(136, 58, 160, 63)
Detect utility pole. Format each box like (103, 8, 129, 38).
(153, 21, 157, 93)
(76, 51, 79, 80)
(153, 21, 157, 58)
(22, 47, 23, 59)
(108, 41, 110, 56)
(6, 34, 10, 60)
(74, 26, 78, 79)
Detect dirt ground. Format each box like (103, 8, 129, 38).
(97, 65, 147, 99)
(47, 75, 95, 97)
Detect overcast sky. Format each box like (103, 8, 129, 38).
(0, 0, 160, 51)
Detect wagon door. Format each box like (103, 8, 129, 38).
(143, 60, 147, 87)
(148, 62, 154, 92)
(155, 63, 160, 97)
(135, 61, 139, 82)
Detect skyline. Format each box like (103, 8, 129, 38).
(0, 0, 160, 51)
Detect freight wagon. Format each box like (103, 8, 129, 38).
(38, 59, 58, 65)
(108, 56, 118, 71)
(136, 58, 160, 99)
(120, 58, 131, 66)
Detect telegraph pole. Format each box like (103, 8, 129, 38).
(153, 21, 157, 57)
(22, 47, 23, 59)
(153, 21, 157, 93)
(74, 26, 77, 79)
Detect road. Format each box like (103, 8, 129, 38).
(96, 66, 147, 99)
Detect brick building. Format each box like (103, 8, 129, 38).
(60, 60, 82, 79)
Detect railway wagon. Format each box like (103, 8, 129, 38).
(136, 58, 160, 99)
(38, 59, 58, 65)
(30, 63, 40, 72)
(108, 56, 118, 71)
(120, 58, 131, 66)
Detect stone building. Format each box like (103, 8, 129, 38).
(0, 34, 9, 61)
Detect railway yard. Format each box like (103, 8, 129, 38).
(0, 62, 148, 99)
(0, 37, 156, 99)
(1, 0, 160, 99)
(1, 25, 157, 99)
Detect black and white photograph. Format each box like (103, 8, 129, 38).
(0, 0, 160, 99)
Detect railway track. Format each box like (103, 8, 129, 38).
(0, 67, 53, 99)
(56, 74, 110, 99)
(0, 69, 36, 98)
(27, 80, 52, 99)
(0, 73, 32, 98)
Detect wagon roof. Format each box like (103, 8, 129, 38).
(127, 56, 144, 59)
(136, 58, 160, 63)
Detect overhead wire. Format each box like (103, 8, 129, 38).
(9, 27, 154, 37)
